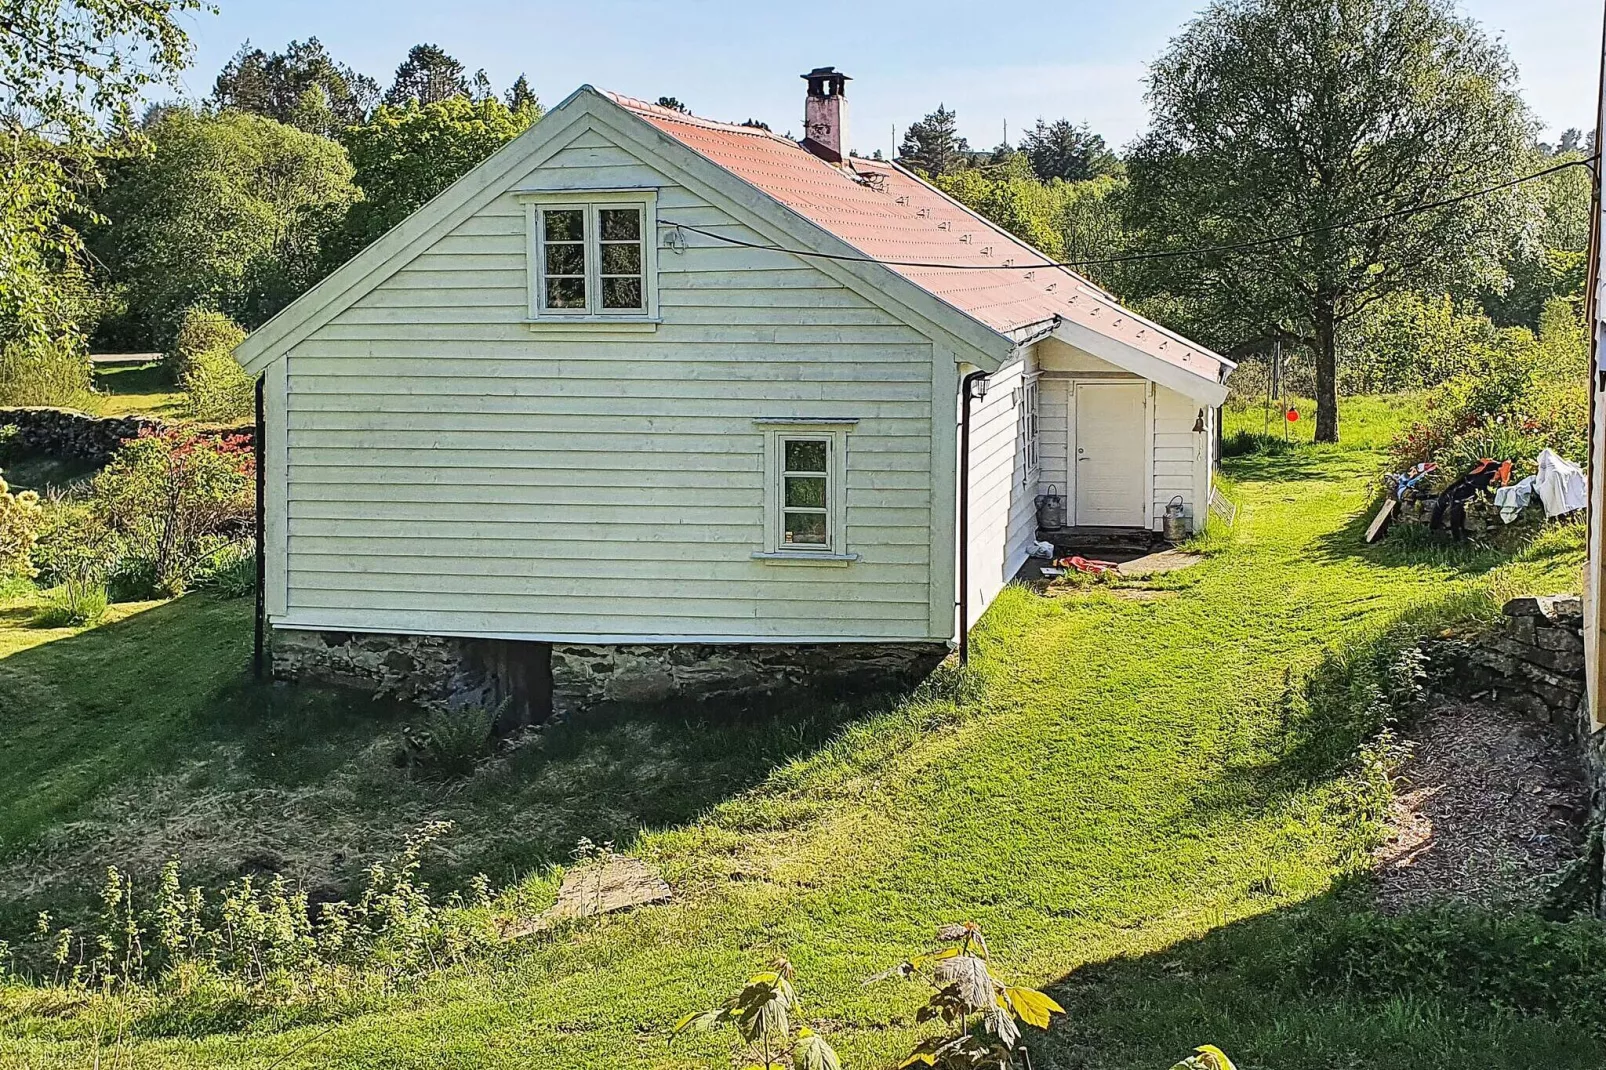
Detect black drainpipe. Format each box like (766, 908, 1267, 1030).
(957, 369, 989, 667)
(253, 374, 266, 681)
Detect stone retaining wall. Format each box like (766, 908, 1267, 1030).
(1419, 594, 1606, 913)
(1419, 595, 1584, 724)
(272, 628, 947, 721)
(0, 407, 255, 465)
(0, 408, 160, 463)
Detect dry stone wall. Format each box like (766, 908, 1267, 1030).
(1419, 595, 1585, 724)
(0, 408, 254, 465)
(0, 408, 159, 463)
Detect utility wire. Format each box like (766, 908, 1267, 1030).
(657, 156, 1593, 272)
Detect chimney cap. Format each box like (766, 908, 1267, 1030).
(802, 67, 850, 95)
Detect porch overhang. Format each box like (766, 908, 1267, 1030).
(1049, 319, 1231, 407)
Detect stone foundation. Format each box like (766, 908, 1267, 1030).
(271, 628, 947, 720)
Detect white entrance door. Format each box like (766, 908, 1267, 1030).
(1074, 382, 1148, 527)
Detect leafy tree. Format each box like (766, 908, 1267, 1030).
(935, 163, 1132, 292)
(88, 107, 358, 344)
(1478, 146, 1590, 328)
(1125, 0, 1534, 442)
(656, 96, 689, 113)
(330, 95, 540, 264)
(1, 0, 198, 402)
(740, 118, 771, 131)
(470, 68, 493, 102)
(212, 37, 379, 136)
(900, 104, 971, 177)
(505, 74, 538, 111)
(1019, 118, 1119, 182)
(385, 43, 469, 106)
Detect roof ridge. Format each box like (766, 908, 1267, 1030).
(601, 89, 797, 145)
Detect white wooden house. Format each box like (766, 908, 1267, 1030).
(235, 69, 1233, 714)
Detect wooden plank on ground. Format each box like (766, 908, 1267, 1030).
(1365, 498, 1397, 543)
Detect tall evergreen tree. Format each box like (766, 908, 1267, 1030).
(1019, 118, 1119, 182)
(384, 43, 469, 106)
(899, 105, 970, 177)
(505, 74, 538, 112)
(212, 37, 378, 134)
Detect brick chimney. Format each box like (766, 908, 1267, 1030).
(801, 67, 850, 163)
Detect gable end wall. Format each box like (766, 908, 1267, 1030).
(275, 125, 946, 643)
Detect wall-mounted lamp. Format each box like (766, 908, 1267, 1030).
(1193, 409, 1207, 433)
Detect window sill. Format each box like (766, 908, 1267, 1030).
(751, 550, 859, 567)
(524, 317, 660, 334)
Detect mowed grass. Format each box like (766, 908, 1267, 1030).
(0, 394, 1596, 1069)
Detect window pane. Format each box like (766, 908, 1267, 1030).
(599, 207, 641, 240)
(784, 512, 828, 545)
(601, 277, 643, 310)
(543, 209, 584, 242)
(600, 242, 642, 275)
(785, 476, 826, 508)
(545, 242, 585, 276)
(784, 439, 827, 473)
(545, 276, 586, 308)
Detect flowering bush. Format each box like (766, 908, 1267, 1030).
(89, 428, 254, 596)
(0, 472, 43, 579)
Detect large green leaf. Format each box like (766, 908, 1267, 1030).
(794, 1029, 842, 1070)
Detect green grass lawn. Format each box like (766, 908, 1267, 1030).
(0, 395, 1596, 1069)
(88, 362, 187, 420)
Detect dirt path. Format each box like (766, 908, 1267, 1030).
(1374, 699, 1587, 911)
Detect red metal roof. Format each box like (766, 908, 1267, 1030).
(607, 92, 1230, 385)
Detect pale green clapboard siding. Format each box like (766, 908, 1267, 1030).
(962, 353, 1038, 632)
(281, 129, 941, 641)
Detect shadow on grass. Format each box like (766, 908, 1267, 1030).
(0, 591, 911, 929)
(1304, 490, 1561, 578)
(1032, 886, 1606, 1070)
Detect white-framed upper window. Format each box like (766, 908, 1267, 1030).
(518, 190, 659, 323)
(753, 420, 856, 564)
(1016, 375, 1040, 484)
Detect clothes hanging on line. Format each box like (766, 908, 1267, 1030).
(1534, 449, 1585, 518)
(1430, 459, 1508, 541)
(1493, 476, 1536, 523)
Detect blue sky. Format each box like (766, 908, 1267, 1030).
(167, 0, 1600, 155)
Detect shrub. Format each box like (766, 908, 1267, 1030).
(171, 309, 253, 422)
(33, 580, 108, 627)
(194, 540, 256, 598)
(1386, 298, 1588, 474)
(89, 428, 254, 596)
(0, 473, 44, 579)
(0, 341, 94, 408)
(864, 922, 1065, 1070)
(105, 553, 163, 602)
(401, 703, 501, 779)
(168, 308, 247, 380)
(15, 822, 496, 992)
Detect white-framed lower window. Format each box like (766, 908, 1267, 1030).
(1017, 374, 1040, 485)
(753, 419, 856, 564)
(518, 189, 659, 323)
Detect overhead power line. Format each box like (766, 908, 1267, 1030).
(657, 156, 1594, 272)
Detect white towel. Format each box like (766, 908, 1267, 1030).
(1535, 449, 1586, 518)
(1494, 476, 1536, 523)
